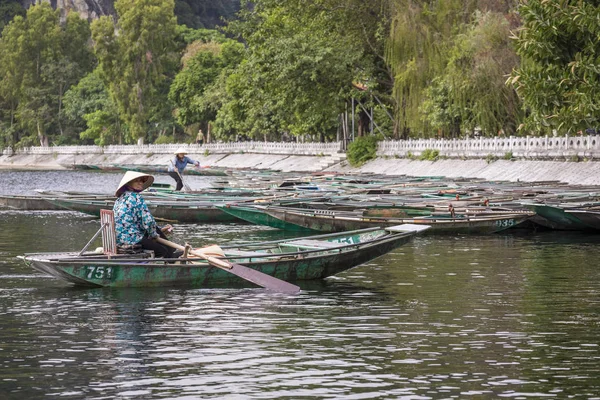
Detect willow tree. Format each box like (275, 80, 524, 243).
(386, 0, 478, 137)
(422, 11, 522, 137)
(91, 0, 178, 143)
(510, 0, 600, 134)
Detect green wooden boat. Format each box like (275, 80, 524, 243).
(523, 203, 597, 231)
(46, 197, 242, 223)
(215, 204, 315, 232)
(19, 224, 429, 288)
(260, 206, 534, 234)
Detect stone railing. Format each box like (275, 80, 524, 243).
(6, 135, 600, 159)
(11, 141, 343, 156)
(377, 135, 600, 159)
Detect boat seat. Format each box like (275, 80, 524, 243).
(284, 239, 342, 250)
(225, 249, 267, 256)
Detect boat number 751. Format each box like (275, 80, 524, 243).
(86, 266, 114, 280)
(495, 219, 515, 228)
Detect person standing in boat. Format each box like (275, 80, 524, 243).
(168, 147, 200, 191)
(113, 171, 175, 258)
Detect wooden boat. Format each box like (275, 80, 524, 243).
(257, 206, 534, 234)
(45, 197, 242, 223)
(523, 203, 593, 231)
(19, 224, 429, 288)
(0, 194, 67, 210)
(216, 204, 315, 232)
(564, 209, 600, 230)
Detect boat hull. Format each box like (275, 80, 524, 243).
(47, 198, 241, 223)
(21, 227, 422, 288)
(264, 208, 533, 234)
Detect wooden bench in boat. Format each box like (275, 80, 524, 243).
(283, 239, 343, 250)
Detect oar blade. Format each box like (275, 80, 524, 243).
(227, 262, 301, 294)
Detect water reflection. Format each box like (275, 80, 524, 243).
(1, 175, 600, 397)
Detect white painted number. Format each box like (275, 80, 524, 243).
(86, 266, 114, 280)
(495, 219, 515, 228)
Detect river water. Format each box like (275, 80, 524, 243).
(1, 170, 600, 399)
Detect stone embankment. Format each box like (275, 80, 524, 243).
(2, 136, 600, 186)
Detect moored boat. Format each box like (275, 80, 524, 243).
(259, 206, 534, 234)
(45, 197, 242, 223)
(19, 224, 430, 288)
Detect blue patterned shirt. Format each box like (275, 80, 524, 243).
(113, 191, 158, 246)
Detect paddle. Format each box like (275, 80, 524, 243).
(156, 237, 301, 294)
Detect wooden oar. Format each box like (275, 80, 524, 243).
(156, 237, 300, 294)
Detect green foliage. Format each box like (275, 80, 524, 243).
(91, 0, 179, 143)
(63, 69, 118, 141)
(80, 109, 123, 146)
(0, 1, 24, 32)
(503, 151, 513, 160)
(485, 153, 498, 164)
(169, 39, 244, 134)
(419, 149, 439, 161)
(347, 136, 379, 167)
(154, 135, 176, 144)
(215, 0, 387, 140)
(387, 1, 520, 138)
(510, 0, 600, 134)
(0, 3, 94, 147)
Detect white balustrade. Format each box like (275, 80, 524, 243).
(6, 135, 600, 159)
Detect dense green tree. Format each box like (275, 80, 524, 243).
(0, 0, 24, 33)
(511, 0, 600, 134)
(91, 0, 179, 143)
(63, 68, 121, 145)
(169, 39, 244, 139)
(0, 3, 94, 147)
(217, 0, 387, 140)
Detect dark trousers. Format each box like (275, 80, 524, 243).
(168, 171, 183, 191)
(139, 227, 175, 258)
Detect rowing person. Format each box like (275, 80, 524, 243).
(113, 171, 176, 258)
(168, 147, 200, 191)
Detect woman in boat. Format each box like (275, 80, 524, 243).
(113, 171, 176, 258)
(168, 147, 200, 191)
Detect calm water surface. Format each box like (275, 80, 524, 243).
(1, 171, 600, 399)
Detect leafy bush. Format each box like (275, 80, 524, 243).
(486, 153, 498, 164)
(419, 148, 439, 161)
(503, 152, 513, 160)
(154, 135, 176, 144)
(347, 136, 379, 167)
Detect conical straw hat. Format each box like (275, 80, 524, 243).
(174, 147, 188, 155)
(115, 171, 154, 196)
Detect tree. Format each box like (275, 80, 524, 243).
(386, 0, 521, 138)
(510, 0, 600, 134)
(216, 0, 375, 141)
(91, 0, 179, 143)
(63, 69, 121, 145)
(169, 39, 244, 139)
(0, 3, 94, 147)
(421, 10, 521, 137)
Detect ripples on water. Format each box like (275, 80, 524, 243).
(0, 170, 210, 195)
(1, 172, 600, 398)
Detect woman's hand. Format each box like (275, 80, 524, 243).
(160, 224, 174, 235)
